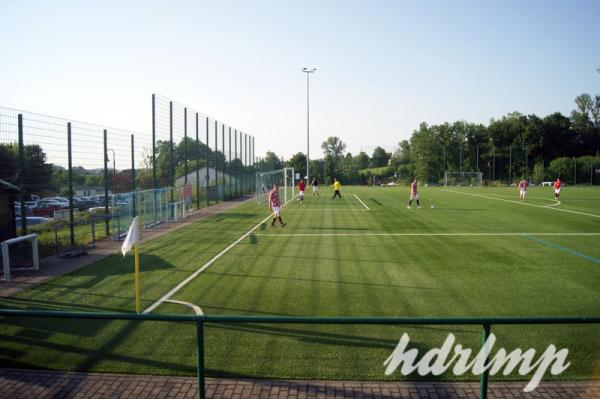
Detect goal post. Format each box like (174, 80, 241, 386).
(256, 167, 295, 204)
(444, 172, 483, 187)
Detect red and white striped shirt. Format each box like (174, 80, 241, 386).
(269, 190, 281, 207)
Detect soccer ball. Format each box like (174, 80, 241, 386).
(431, 204, 436, 209)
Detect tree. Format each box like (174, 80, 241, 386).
(0, 143, 54, 194)
(287, 152, 307, 178)
(354, 152, 370, 170)
(371, 147, 389, 167)
(321, 136, 346, 160)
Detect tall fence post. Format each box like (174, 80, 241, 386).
(184, 108, 188, 187)
(169, 101, 174, 213)
(196, 317, 206, 399)
(228, 127, 232, 201)
(131, 134, 136, 217)
(152, 94, 157, 190)
(222, 124, 225, 201)
(195, 113, 200, 209)
(591, 158, 594, 186)
(480, 323, 491, 399)
(214, 120, 219, 203)
(234, 129, 238, 198)
(103, 129, 110, 236)
(67, 122, 75, 246)
(17, 114, 27, 235)
(205, 117, 210, 207)
(509, 146, 512, 186)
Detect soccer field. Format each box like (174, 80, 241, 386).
(1, 186, 599, 382)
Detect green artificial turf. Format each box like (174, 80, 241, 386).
(1, 186, 599, 383)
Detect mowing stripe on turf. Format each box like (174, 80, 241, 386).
(252, 232, 600, 237)
(524, 235, 600, 264)
(444, 189, 600, 219)
(285, 208, 369, 211)
(353, 194, 371, 210)
(143, 194, 299, 314)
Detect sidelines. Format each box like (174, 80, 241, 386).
(143, 194, 299, 314)
(251, 232, 600, 237)
(353, 194, 371, 210)
(164, 299, 204, 315)
(544, 200, 561, 208)
(444, 189, 600, 219)
(524, 235, 600, 264)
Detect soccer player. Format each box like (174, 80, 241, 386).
(268, 184, 286, 227)
(332, 178, 342, 199)
(407, 178, 420, 208)
(311, 177, 319, 196)
(518, 178, 529, 202)
(298, 179, 306, 205)
(553, 177, 562, 200)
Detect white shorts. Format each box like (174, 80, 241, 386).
(312, 186, 319, 192)
(554, 188, 561, 194)
(520, 189, 527, 197)
(410, 193, 419, 200)
(272, 206, 281, 216)
(299, 190, 305, 197)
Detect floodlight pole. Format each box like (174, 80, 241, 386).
(302, 68, 316, 182)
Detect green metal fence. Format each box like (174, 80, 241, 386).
(0, 308, 598, 399)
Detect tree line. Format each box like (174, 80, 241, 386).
(276, 93, 600, 185)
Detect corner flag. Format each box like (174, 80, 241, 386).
(121, 217, 142, 313)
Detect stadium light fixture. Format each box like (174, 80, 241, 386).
(302, 67, 317, 182)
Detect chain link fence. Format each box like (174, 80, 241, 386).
(0, 97, 257, 262)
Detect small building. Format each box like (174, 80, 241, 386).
(0, 178, 20, 242)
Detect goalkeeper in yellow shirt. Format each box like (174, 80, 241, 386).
(332, 178, 342, 199)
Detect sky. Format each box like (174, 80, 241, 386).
(1, 0, 599, 161)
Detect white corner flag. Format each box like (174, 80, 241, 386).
(121, 217, 139, 256)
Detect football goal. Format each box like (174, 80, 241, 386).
(444, 172, 483, 187)
(256, 168, 295, 204)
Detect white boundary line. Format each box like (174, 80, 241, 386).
(353, 194, 371, 210)
(252, 232, 600, 237)
(285, 208, 369, 211)
(544, 200, 561, 208)
(143, 194, 298, 314)
(164, 299, 204, 315)
(444, 189, 600, 219)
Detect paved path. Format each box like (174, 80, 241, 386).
(0, 369, 598, 399)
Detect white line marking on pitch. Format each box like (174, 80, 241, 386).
(444, 190, 600, 219)
(285, 208, 369, 211)
(544, 200, 561, 208)
(353, 194, 371, 210)
(143, 194, 299, 314)
(253, 232, 600, 237)
(164, 299, 204, 315)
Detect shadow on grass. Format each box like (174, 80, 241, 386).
(370, 198, 383, 206)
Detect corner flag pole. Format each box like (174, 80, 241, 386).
(134, 241, 141, 313)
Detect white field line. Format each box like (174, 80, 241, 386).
(444, 189, 600, 219)
(143, 194, 298, 314)
(164, 299, 204, 315)
(252, 232, 600, 237)
(353, 194, 371, 210)
(544, 200, 561, 208)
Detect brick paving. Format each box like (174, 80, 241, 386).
(0, 369, 598, 399)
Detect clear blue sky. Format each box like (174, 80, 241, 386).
(1, 0, 599, 160)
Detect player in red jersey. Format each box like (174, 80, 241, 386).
(268, 184, 286, 227)
(407, 178, 420, 208)
(553, 178, 562, 200)
(518, 178, 529, 202)
(298, 179, 306, 205)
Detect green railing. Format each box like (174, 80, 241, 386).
(0, 309, 598, 399)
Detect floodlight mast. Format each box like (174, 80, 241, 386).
(302, 67, 316, 183)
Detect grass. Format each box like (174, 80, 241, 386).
(1, 186, 599, 382)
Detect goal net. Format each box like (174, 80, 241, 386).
(444, 172, 483, 187)
(256, 168, 295, 204)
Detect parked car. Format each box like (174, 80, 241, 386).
(44, 197, 70, 208)
(31, 202, 63, 217)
